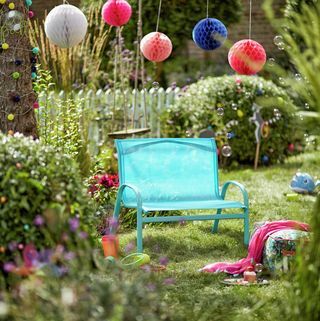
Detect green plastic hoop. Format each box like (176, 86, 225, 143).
(120, 253, 151, 269)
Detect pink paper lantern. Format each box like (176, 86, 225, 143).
(228, 39, 266, 75)
(102, 0, 132, 27)
(140, 32, 173, 63)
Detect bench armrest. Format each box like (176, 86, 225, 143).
(116, 183, 143, 209)
(220, 181, 249, 208)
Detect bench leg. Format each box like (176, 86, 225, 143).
(137, 207, 143, 252)
(112, 196, 122, 234)
(212, 209, 222, 233)
(244, 209, 250, 246)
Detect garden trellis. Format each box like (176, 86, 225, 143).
(37, 87, 180, 154)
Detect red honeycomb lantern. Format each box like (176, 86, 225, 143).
(101, 0, 132, 27)
(140, 32, 173, 62)
(228, 39, 266, 75)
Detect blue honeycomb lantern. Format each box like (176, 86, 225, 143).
(192, 18, 227, 51)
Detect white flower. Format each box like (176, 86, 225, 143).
(61, 287, 76, 306)
(0, 302, 9, 317)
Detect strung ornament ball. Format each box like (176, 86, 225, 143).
(32, 47, 40, 55)
(140, 32, 173, 62)
(192, 18, 227, 51)
(228, 39, 266, 75)
(45, 4, 88, 48)
(102, 0, 132, 27)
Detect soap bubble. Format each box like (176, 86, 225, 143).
(254, 263, 264, 273)
(221, 145, 232, 157)
(274, 35, 285, 50)
(152, 81, 160, 89)
(5, 10, 24, 32)
(217, 107, 224, 117)
(268, 58, 275, 67)
(274, 35, 283, 46)
(295, 73, 302, 81)
(231, 103, 238, 111)
(273, 108, 281, 118)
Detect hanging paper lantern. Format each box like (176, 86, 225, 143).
(45, 4, 88, 48)
(192, 18, 227, 51)
(102, 0, 132, 27)
(140, 32, 172, 62)
(228, 39, 266, 75)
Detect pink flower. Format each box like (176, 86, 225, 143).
(34, 215, 45, 226)
(163, 278, 176, 286)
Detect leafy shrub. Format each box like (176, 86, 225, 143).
(161, 75, 301, 165)
(0, 133, 92, 264)
(34, 69, 92, 177)
(0, 217, 174, 320)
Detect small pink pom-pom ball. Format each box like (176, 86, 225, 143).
(33, 102, 39, 109)
(28, 11, 34, 18)
(140, 32, 173, 62)
(228, 39, 266, 75)
(102, 0, 132, 27)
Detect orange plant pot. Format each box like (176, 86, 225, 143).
(101, 235, 119, 258)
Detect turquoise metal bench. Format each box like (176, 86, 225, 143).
(113, 138, 249, 252)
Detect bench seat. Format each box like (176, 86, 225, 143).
(125, 199, 246, 211)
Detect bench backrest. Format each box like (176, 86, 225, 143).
(115, 138, 220, 205)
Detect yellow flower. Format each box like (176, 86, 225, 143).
(8, 2, 15, 9)
(2, 43, 9, 50)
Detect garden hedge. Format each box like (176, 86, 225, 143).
(0, 133, 92, 263)
(161, 75, 302, 166)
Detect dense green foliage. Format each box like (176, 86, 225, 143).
(0, 134, 92, 263)
(161, 75, 301, 165)
(284, 0, 316, 17)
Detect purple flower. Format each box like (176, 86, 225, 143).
(124, 242, 135, 254)
(8, 242, 18, 252)
(108, 217, 119, 231)
(159, 256, 169, 266)
(3, 262, 16, 273)
(146, 283, 156, 292)
(39, 249, 53, 264)
(163, 278, 176, 286)
(141, 264, 152, 273)
(69, 217, 80, 232)
(78, 231, 88, 239)
(64, 252, 76, 261)
(34, 215, 45, 226)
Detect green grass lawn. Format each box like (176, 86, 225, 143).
(119, 151, 319, 321)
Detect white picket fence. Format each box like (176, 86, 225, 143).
(39, 87, 182, 154)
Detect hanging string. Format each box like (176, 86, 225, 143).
(132, 0, 143, 128)
(156, 0, 163, 32)
(206, 0, 209, 18)
(248, 0, 252, 39)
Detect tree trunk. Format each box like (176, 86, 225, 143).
(0, 0, 38, 138)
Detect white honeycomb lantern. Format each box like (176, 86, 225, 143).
(44, 4, 88, 48)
